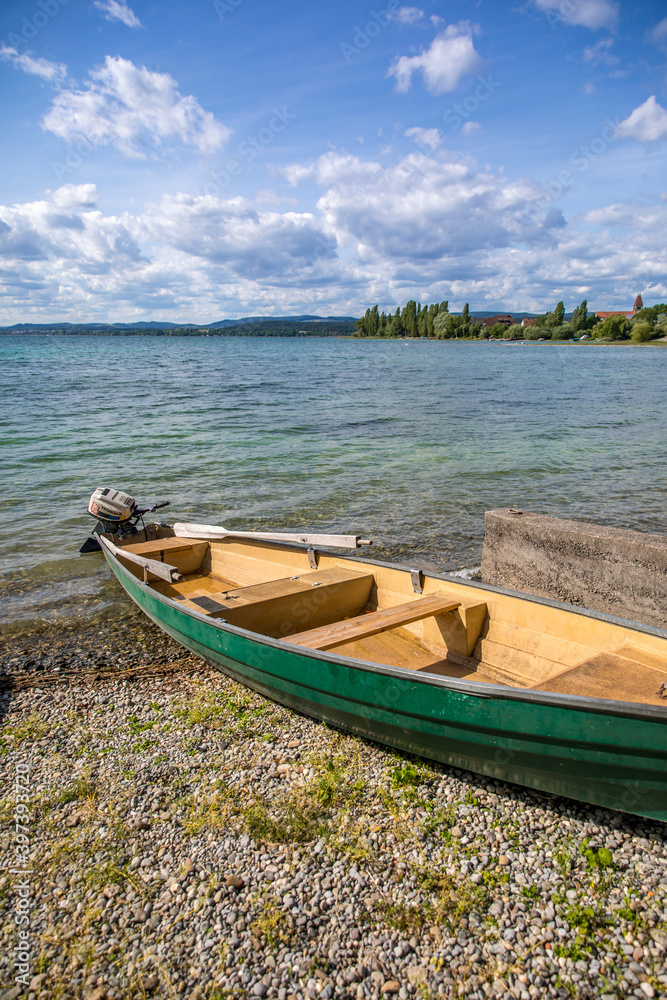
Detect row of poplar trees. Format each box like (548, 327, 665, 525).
(355, 301, 474, 338)
(355, 299, 595, 338)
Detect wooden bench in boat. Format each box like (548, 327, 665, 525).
(121, 536, 210, 577)
(123, 537, 197, 558)
(284, 594, 461, 651)
(535, 645, 667, 706)
(170, 566, 376, 637)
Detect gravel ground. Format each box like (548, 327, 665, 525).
(1, 615, 667, 1000)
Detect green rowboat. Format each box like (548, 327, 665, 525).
(89, 501, 667, 822)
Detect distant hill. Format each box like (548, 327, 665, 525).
(470, 312, 538, 320)
(207, 315, 357, 329)
(0, 316, 359, 336)
(109, 321, 190, 329)
(1, 321, 189, 332)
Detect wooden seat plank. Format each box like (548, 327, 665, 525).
(535, 651, 667, 705)
(173, 567, 375, 633)
(614, 646, 667, 675)
(175, 566, 372, 613)
(221, 566, 372, 607)
(284, 595, 460, 651)
(124, 537, 194, 557)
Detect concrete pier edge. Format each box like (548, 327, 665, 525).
(481, 508, 667, 629)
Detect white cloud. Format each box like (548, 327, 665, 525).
(404, 126, 442, 150)
(0, 45, 67, 84)
(583, 37, 618, 65)
(616, 96, 667, 143)
(1, 160, 666, 322)
(388, 23, 483, 95)
(0, 184, 344, 321)
(0, 184, 141, 268)
(531, 0, 619, 30)
(94, 0, 141, 28)
(461, 121, 481, 135)
(648, 17, 667, 46)
(42, 56, 229, 157)
(140, 193, 337, 279)
(584, 202, 667, 234)
(389, 7, 424, 25)
(280, 163, 316, 187)
(281, 153, 382, 188)
(306, 150, 550, 262)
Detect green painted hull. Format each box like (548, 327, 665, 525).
(105, 551, 667, 822)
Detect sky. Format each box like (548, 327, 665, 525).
(0, 0, 666, 323)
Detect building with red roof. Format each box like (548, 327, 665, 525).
(596, 294, 643, 320)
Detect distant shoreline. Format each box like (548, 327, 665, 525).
(345, 336, 667, 346)
(1, 331, 666, 346)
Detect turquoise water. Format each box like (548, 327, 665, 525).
(1, 335, 666, 635)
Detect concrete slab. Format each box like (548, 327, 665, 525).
(482, 508, 667, 629)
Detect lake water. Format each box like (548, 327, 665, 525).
(1, 335, 666, 638)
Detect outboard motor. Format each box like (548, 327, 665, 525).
(80, 487, 170, 552)
(87, 487, 138, 532)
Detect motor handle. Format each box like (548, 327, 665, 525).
(135, 500, 171, 516)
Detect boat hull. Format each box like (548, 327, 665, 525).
(105, 550, 667, 822)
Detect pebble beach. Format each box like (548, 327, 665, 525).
(1, 613, 667, 1000)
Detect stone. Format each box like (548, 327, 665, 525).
(406, 966, 427, 986)
(498, 855, 510, 866)
(226, 875, 245, 889)
(84, 989, 108, 1000)
(381, 982, 400, 994)
(139, 973, 159, 992)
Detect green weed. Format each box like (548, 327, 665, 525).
(580, 839, 614, 870)
(391, 762, 424, 787)
(126, 714, 156, 735)
(58, 777, 98, 805)
(182, 788, 237, 836)
(553, 900, 610, 961)
(250, 892, 296, 950)
(1, 713, 51, 750)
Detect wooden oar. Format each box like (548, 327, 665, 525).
(172, 522, 372, 549)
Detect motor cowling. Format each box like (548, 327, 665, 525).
(88, 487, 137, 529)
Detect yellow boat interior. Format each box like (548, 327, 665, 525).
(110, 528, 667, 708)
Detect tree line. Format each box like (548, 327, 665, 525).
(0, 320, 358, 337)
(355, 301, 472, 338)
(355, 299, 667, 342)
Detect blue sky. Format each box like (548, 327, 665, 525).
(0, 0, 666, 322)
